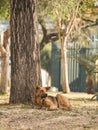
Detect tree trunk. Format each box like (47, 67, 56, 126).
(0, 29, 10, 94)
(10, 0, 42, 103)
(0, 52, 9, 94)
(86, 75, 94, 94)
(56, 15, 70, 93)
(61, 37, 70, 93)
(95, 60, 98, 100)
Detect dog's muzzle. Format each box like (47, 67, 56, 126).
(41, 93, 47, 98)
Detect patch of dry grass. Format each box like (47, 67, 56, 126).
(0, 92, 98, 130)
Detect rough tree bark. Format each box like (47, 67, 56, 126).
(10, 0, 42, 103)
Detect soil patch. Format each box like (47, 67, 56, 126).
(0, 92, 98, 130)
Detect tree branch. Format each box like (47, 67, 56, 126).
(81, 22, 98, 29)
(39, 18, 58, 50)
(40, 32, 58, 50)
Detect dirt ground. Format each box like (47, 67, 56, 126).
(0, 92, 98, 130)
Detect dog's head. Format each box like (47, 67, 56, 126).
(35, 85, 50, 98)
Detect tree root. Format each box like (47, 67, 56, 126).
(91, 92, 98, 100)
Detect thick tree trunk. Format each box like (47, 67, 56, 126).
(10, 0, 42, 103)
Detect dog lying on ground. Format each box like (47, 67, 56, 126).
(34, 86, 71, 110)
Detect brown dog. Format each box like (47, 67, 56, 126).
(34, 86, 71, 110)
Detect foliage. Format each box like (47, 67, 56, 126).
(38, 0, 97, 20)
(38, 0, 98, 48)
(0, 0, 10, 19)
(0, 0, 97, 21)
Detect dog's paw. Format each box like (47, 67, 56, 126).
(48, 106, 58, 111)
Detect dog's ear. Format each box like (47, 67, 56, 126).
(35, 85, 41, 91)
(45, 86, 51, 91)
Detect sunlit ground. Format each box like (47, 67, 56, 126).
(0, 92, 98, 130)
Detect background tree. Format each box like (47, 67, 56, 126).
(0, 0, 10, 94)
(38, 0, 98, 93)
(0, 28, 10, 94)
(10, 0, 42, 103)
